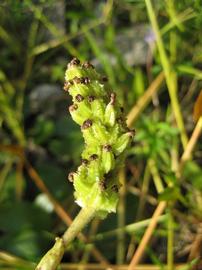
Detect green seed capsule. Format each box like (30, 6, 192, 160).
(69, 104, 83, 125)
(113, 132, 134, 155)
(105, 103, 116, 127)
(92, 122, 109, 143)
(102, 145, 115, 173)
(88, 159, 101, 182)
(90, 98, 105, 122)
(77, 100, 92, 117)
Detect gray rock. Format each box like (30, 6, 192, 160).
(91, 25, 155, 67)
(116, 25, 154, 66)
(29, 84, 62, 114)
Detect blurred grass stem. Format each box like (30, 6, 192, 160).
(145, 0, 188, 150)
(117, 168, 126, 264)
(167, 208, 174, 270)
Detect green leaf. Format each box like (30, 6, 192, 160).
(158, 186, 181, 202)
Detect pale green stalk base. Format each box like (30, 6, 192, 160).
(63, 206, 96, 246)
(35, 207, 96, 270)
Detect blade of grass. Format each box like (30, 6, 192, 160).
(0, 88, 25, 146)
(0, 251, 35, 269)
(144, 0, 188, 150)
(91, 215, 167, 242)
(117, 168, 127, 264)
(83, 27, 116, 87)
(161, 8, 196, 35)
(31, 18, 105, 56)
(167, 208, 174, 270)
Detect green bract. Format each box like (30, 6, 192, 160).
(64, 58, 135, 217)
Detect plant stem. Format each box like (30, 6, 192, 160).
(62, 207, 97, 246)
(116, 168, 126, 264)
(148, 158, 164, 193)
(145, 0, 188, 150)
(35, 207, 97, 270)
(167, 207, 174, 270)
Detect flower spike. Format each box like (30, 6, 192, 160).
(64, 58, 135, 217)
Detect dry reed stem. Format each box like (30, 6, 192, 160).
(60, 263, 186, 270)
(128, 201, 167, 270)
(180, 117, 202, 166)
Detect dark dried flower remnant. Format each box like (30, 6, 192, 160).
(99, 179, 107, 191)
(75, 94, 84, 102)
(81, 159, 89, 165)
(68, 57, 80, 68)
(81, 119, 93, 129)
(69, 104, 78, 112)
(64, 80, 73, 91)
(90, 154, 98, 160)
(111, 185, 119, 193)
(103, 144, 112, 152)
(102, 76, 108, 82)
(68, 172, 75, 182)
(82, 61, 94, 69)
(88, 95, 95, 103)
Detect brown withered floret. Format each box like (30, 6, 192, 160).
(81, 159, 89, 165)
(63, 80, 73, 91)
(83, 77, 91, 84)
(99, 179, 107, 191)
(73, 76, 90, 85)
(75, 94, 84, 102)
(101, 76, 108, 82)
(104, 171, 113, 179)
(120, 107, 124, 113)
(68, 57, 80, 68)
(73, 76, 83, 84)
(69, 104, 78, 112)
(127, 129, 135, 138)
(90, 154, 98, 161)
(68, 172, 75, 182)
(88, 95, 95, 102)
(117, 117, 124, 124)
(111, 185, 119, 193)
(82, 61, 94, 69)
(103, 144, 112, 152)
(81, 119, 93, 129)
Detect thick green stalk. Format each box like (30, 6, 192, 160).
(35, 207, 96, 270)
(63, 207, 97, 246)
(145, 0, 188, 150)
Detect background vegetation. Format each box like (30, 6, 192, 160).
(0, 0, 202, 269)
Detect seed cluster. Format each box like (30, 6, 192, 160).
(64, 58, 135, 217)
